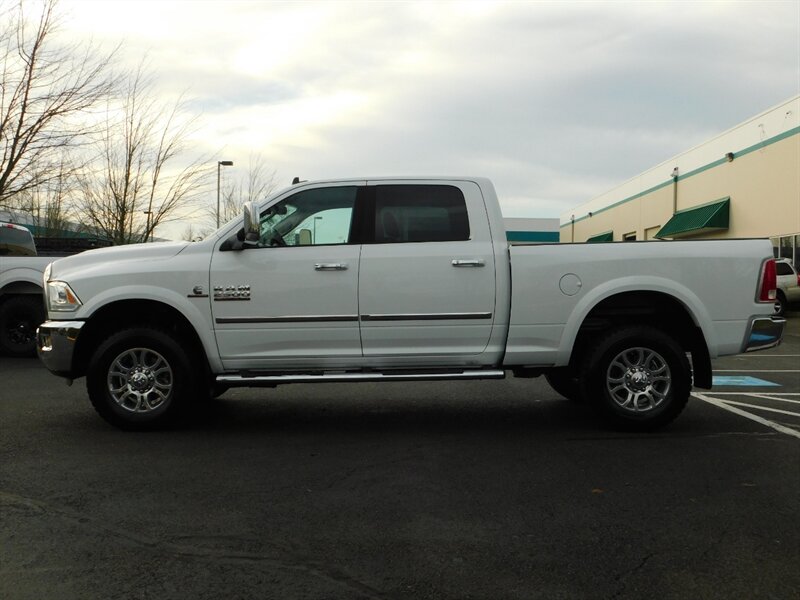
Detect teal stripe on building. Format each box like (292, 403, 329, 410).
(506, 231, 560, 242)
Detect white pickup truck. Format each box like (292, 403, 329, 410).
(1, 223, 50, 357)
(1, 223, 110, 356)
(36, 177, 785, 430)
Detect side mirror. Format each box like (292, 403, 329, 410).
(242, 201, 260, 246)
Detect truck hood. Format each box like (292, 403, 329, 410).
(49, 241, 189, 280)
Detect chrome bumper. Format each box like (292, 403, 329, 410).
(37, 320, 85, 377)
(743, 316, 786, 353)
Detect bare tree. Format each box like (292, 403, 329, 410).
(211, 154, 276, 228)
(0, 0, 116, 204)
(79, 64, 210, 244)
(13, 155, 79, 236)
(179, 222, 211, 242)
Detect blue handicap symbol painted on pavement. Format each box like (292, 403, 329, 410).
(712, 376, 780, 387)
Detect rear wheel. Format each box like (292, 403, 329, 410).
(87, 327, 195, 429)
(580, 326, 691, 431)
(0, 295, 45, 357)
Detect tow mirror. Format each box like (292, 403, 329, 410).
(242, 201, 260, 246)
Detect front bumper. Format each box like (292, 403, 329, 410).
(743, 316, 786, 353)
(37, 320, 85, 377)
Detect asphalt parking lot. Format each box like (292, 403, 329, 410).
(1, 316, 799, 599)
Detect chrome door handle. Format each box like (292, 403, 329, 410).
(451, 259, 485, 267)
(315, 263, 348, 271)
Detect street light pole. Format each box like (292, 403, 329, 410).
(217, 160, 234, 228)
(143, 210, 153, 242)
(313, 216, 323, 244)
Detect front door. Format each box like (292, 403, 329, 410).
(211, 183, 363, 370)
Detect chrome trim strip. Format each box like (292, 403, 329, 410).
(360, 312, 492, 322)
(217, 369, 506, 385)
(216, 315, 359, 324)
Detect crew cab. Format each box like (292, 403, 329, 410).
(36, 177, 785, 430)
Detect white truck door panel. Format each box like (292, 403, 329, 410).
(210, 184, 362, 369)
(358, 180, 496, 357)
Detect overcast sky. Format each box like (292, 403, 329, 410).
(60, 0, 799, 237)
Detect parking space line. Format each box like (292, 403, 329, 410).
(707, 392, 800, 395)
(746, 394, 800, 404)
(733, 354, 800, 357)
(692, 392, 800, 439)
(713, 369, 800, 372)
(714, 399, 800, 418)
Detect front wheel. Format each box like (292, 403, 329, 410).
(580, 326, 691, 431)
(87, 327, 196, 430)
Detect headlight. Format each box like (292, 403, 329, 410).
(47, 280, 82, 312)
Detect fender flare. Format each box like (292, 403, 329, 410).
(78, 286, 222, 373)
(555, 276, 716, 366)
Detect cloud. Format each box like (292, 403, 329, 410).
(57, 0, 800, 238)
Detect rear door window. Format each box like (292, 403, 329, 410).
(372, 185, 470, 243)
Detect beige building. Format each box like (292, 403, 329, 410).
(560, 95, 800, 267)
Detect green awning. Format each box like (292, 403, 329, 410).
(656, 198, 730, 239)
(586, 231, 613, 243)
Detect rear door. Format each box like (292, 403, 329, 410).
(357, 180, 497, 358)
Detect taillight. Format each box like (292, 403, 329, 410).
(758, 259, 777, 303)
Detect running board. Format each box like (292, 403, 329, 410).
(217, 369, 506, 387)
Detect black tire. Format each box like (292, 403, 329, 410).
(545, 368, 583, 402)
(0, 295, 46, 357)
(86, 327, 196, 430)
(579, 326, 691, 431)
(775, 291, 787, 317)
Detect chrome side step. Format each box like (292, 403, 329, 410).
(217, 369, 506, 387)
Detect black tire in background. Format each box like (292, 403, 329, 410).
(86, 327, 196, 430)
(579, 325, 691, 431)
(775, 291, 787, 317)
(0, 295, 46, 357)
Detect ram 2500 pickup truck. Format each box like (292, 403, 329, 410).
(36, 177, 785, 430)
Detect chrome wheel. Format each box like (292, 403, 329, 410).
(606, 347, 671, 413)
(107, 348, 173, 413)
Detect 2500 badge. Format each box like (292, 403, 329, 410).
(213, 285, 250, 301)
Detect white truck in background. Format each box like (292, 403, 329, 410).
(0, 223, 50, 357)
(0, 222, 109, 357)
(36, 177, 785, 430)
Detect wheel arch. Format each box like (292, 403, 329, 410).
(561, 287, 713, 389)
(73, 299, 213, 379)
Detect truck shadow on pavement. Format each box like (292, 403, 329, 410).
(182, 393, 600, 437)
